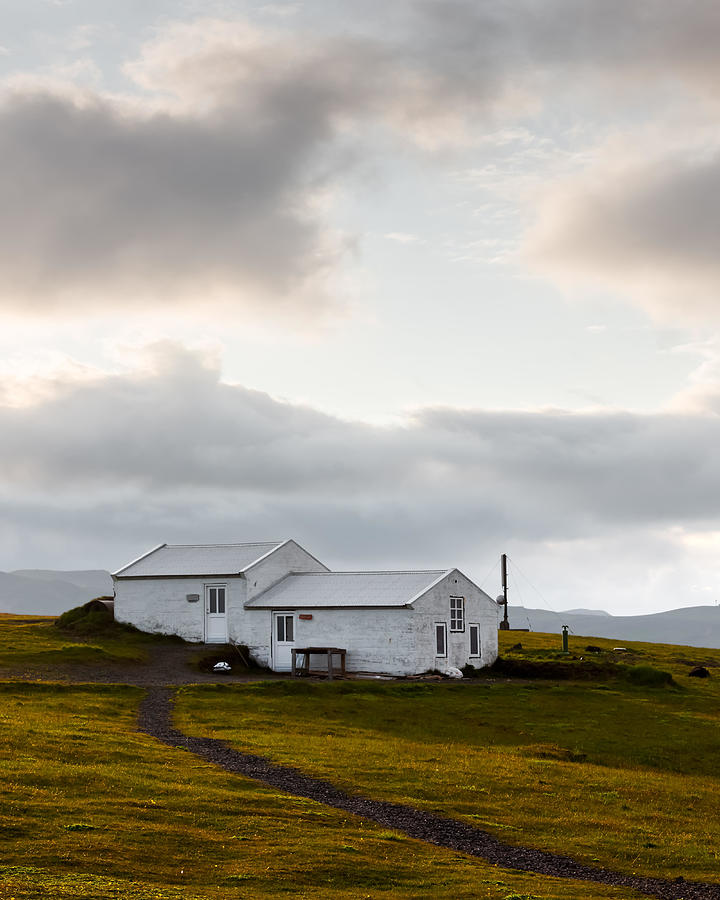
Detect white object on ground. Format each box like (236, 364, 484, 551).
(444, 666, 463, 679)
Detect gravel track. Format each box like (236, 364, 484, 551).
(0, 643, 278, 685)
(138, 686, 720, 900)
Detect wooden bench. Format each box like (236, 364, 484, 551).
(291, 647, 346, 680)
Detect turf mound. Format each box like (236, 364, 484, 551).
(55, 598, 134, 635)
(489, 656, 677, 687)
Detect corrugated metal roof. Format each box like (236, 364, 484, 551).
(113, 541, 285, 577)
(245, 570, 451, 609)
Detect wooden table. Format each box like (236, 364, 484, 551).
(291, 647, 346, 680)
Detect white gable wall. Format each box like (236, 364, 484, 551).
(244, 540, 328, 601)
(412, 570, 499, 672)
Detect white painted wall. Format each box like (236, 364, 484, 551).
(242, 607, 417, 674)
(114, 575, 247, 642)
(244, 540, 328, 601)
(412, 570, 499, 672)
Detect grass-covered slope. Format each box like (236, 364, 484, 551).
(0, 619, 717, 897)
(0, 681, 640, 900)
(174, 630, 720, 885)
(0, 606, 181, 669)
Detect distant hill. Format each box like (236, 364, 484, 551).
(563, 608, 612, 617)
(0, 570, 113, 616)
(508, 604, 720, 649)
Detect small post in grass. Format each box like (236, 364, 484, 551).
(562, 624, 569, 654)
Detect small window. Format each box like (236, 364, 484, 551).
(276, 614, 293, 642)
(207, 586, 226, 614)
(469, 623, 480, 658)
(435, 622, 447, 657)
(450, 596, 465, 632)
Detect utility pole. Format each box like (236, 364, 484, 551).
(498, 552, 510, 630)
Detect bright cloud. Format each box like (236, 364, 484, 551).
(526, 148, 720, 323)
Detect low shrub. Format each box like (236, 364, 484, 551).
(624, 664, 676, 688)
(488, 656, 621, 681)
(461, 663, 481, 678)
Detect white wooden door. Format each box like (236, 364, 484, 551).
(205, 585, 228, 643)
(272, 612, 295, 671)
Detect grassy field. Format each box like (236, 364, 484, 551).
(0, 613, 160, 668)
(1, 617, 718, 897)
(174, 631, 720, 885)
(0, 679, 642, 900)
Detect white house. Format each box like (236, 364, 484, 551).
(112, 539, 499, 675)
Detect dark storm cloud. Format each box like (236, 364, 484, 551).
(4, 344, 720, 559)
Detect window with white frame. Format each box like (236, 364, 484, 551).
(435, 622, 447, 657)
(450, 596, 465, 632)
(276, 614, 294, 642)
(469, 623, 481, 658)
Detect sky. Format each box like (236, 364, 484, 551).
(3, 0, 720, 616)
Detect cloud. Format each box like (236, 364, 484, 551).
(4, 342, 720, 553)
(4, 4, 720, 320)
(415, 1, 720, 101)
(0, 13, 511, 320)
(4, 340, 720, 611)
(0, 85, 348, 318)
(0, 11, 527, 320)
(524, 148, 720, 322)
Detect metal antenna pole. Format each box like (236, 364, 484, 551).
(499, 552, 510, 630)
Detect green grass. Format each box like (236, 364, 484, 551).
(0, 681, 640, 899)
(0, 613, 175, 669)
(174, 630, 720, 885)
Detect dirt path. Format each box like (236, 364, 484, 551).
(0, 642, 278, 685)
(137, 686, 720, 900)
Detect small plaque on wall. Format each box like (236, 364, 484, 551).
(299, 613, 313, 620)
(186, 594, 200, 603)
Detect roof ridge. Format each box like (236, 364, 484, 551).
(164, 541, 282, 548)
(287, 569, 448, 576)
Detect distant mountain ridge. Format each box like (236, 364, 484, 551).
(563, 608, 612, 617)
(0, 570, 113, 616)
(508, 604, 720, 650)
